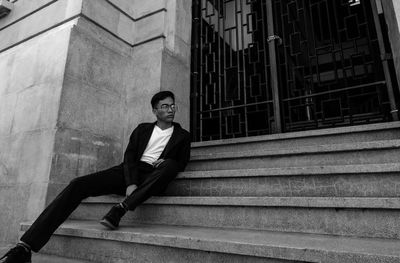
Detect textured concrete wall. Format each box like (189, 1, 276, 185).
(0, 22, 73, 244)
(0, 0, 192, 245)
(45, 17, 132, 201)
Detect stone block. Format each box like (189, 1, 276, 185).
(161, 50, 190, 129)
(0, 93, 17, 136)
(2, 22, 70, 95)
(11, 84, 61, 134)
(0, 46, 15, 94)
(130, 0, 165, 18)
(58, 76, 125, 140)
(49, 127, 123, 185)
(0, 129, 55, 185)
(107, 0, 135, 18)
(125, 39, 164, 132)
(14, 129, 55, 184)
(164, 0, 192, 56)
(0, 0, 53, 29)
(65, 26, 131, 96)
(0, 182, 48, 244)
(175, 0, 192, 44)
(81, 0, 135, 45)
(134, 11, 166, 44)
(0, 0, 82, 52)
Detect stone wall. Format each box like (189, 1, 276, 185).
(0, 0, 192, 245)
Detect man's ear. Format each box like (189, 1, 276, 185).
(152, 108, 157, 115)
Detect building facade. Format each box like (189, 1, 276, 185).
(0, 0, 399, 248)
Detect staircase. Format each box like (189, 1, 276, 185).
(21, 122, 400, 262)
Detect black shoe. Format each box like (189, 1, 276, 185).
(100, 204, 127, 230)
(0, 245, 31, 263)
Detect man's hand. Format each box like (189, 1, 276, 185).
(126, 184, 138, 196)
(152, 159, 165, 168)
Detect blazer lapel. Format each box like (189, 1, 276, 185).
(137, 122, 156, 157)
(160, 123, 181, 157)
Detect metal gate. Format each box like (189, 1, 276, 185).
(191, 0, 399, 141)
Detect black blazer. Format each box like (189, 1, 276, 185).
(122, 122, 191, 185)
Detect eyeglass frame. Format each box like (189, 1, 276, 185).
(154, 103, 178, 111)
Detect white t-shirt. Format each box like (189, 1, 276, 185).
(140, 125, 174, 165)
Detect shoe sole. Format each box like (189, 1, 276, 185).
(100, 219, 118, 230)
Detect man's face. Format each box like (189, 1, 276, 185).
(153, 97, 175, 123)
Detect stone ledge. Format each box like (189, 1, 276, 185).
(191, 121, 400, 148)
(190, 139, 400, 161)
(20, 221, 400, 263)
(84, 196, 400, 209)
(178, 163, 400, 179)
(34, 253, 93, 263)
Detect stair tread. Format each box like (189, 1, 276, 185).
(33, 253, 95, 263)
(179, 163, 400, 178)
(20, 220, 400, 262)
(191, 121, 400, 148)
(0, 246, 93, 263)
(191, 139, 400, 160)
(83, 196, 400, 209)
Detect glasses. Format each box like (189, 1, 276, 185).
(156, 104, 177, 111)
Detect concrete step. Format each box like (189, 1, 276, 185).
(166, 163, 400, 197)
(0, 245, 94, 263)
(33, 253, 95, 263)
(187, 139, 400, 171)
(191, 121, 400, 155)
(20, 220, 400, 263)
(72, 196, 400, 239)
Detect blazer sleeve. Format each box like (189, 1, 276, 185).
(123, 124, 141, 185)
(175, 131, 191, 171)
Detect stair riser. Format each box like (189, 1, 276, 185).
(71, 205, 400, 239)
(39, 235, 300, 263)
(187, 149, 399, 171)
(164, 173, 400, 197)
(191, 129, 400, 155)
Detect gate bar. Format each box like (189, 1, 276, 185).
(266, 0, 282, 133)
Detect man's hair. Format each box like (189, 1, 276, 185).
(151, 91, 175, 108)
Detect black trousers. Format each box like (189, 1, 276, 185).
(21, 159, 180, 252)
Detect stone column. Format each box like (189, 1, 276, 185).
(0, 0, 83, 245)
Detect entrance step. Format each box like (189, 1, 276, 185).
(20, 220, 400, 263)
(72, 195, 400, 239)
(191, 121, 400, 155)
(0, 245, 94, 263)
(187, 139, 400, 170)
(165, 163, 400, 197)
(33, 253, 95, 263)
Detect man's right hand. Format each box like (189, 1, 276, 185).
(126, 184, 138, 196)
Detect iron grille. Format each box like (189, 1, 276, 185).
(191, 0, 398, 141)
(273, 0, 396, 131)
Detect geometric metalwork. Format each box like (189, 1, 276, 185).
(191, 0, 275, 141)
(273, 0, 397, 132)
(191, 0, 398, 141)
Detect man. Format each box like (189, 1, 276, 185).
(1, 91, 191, 263)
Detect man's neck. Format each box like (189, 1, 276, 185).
(156, 121, 173, 130)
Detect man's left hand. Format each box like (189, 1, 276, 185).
(152, 159, 165, 168)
